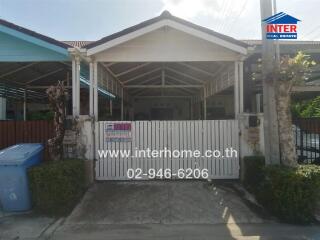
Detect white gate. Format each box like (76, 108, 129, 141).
(95, 120, 239, 180)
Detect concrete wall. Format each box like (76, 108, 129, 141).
(239, 113, 265, 157)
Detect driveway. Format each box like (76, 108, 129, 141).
(50, 181, 320, 240)
(65, 181, 262, 225)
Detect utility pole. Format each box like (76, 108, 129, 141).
(260, 0, 280, 164)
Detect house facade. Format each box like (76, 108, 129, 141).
(0, 11, 319, 180)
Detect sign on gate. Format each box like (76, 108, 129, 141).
(105, 122, 132, 142)
(96, 120, 240, 180)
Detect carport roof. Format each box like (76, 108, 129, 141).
(85, 11, 249, 50)
(0, 18, 70, 49)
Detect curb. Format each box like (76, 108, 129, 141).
(39, 217, 65, 240)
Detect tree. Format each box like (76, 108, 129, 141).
(274, 52, 315, 167)
(46, 81, 67, 161)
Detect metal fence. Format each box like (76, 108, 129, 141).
(293, 118, 320, 164)
(0, 120, 53, 161)
(94, 120, 240, 180)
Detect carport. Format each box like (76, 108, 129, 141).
(0, 19, 115, 120)
(73, 11, 248, 122)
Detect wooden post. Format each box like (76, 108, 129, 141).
(260, 0, 280, 164)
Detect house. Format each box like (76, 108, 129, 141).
(0, 11, 319, 180)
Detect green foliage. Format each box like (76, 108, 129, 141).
(28, 111, 54, 120)
(255, 165, 320, 224)
(243, 156, 265, 193)
(292, 96, 320, 118)
(278, 51, 316, 85)
(28, 159, 86, 216)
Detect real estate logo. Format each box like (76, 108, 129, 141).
(263, 12, 300, 40)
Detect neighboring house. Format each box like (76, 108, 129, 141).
(0, 11, 319, 179)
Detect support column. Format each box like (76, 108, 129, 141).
(89, 60, 94, 116)
(203, 87, 207, 120)
(239, 61, 244, 114)
(93, 61, 98, 120)
(234, 61, 240, 117)
(23, 89, 27, 121)
(121, 88, 124, 120)
(72, 56, 80, 117)
(110, 100, 113, 116)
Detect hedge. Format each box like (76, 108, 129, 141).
(244, 159, 320, 224)
(243, 156, 265, 193)
(28, 159, 86, 216)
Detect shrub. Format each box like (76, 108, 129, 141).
(243, 156, 265, 193)
(28, 159, 86, 216)
(256, 165, 320, 224)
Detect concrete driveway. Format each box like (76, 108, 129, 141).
(50, 181, 320, 240)
(65, 181, 262, 225)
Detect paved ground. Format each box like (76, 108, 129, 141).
(64, 181, 262, 225)
(0, 212, 54, 240)
(2, 181, 320, 239)
(51, 223, 320, 240)
(50, 181, 320, 240)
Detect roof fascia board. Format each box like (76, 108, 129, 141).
(0, 25, 68, 56)
(87, 19, 247, 56)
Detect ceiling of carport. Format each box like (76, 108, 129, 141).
(103, 61, 226, 97)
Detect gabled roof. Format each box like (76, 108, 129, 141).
(0, 18, 70, 49)
(263, 12, 301, 24)
(85, 11, 248, 55)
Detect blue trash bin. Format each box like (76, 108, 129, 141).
(0, 144, 44, 212)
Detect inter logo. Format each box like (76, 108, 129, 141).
(263, 12, 300, 40)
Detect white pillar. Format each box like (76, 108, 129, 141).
(203, 87, 207, 120)
(239, 61, 244, 114)
(72, 56, 81, 117)
(0, 97, 6, 120)
(234, 61, 240, 117)
(89, 61, 94, 116)
(121, 88, 124, 120)
(93, 61, 98, 120)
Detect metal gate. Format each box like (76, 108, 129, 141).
(95, 120, 239, 180)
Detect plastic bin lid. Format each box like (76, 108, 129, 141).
(0, 144, 43, 165)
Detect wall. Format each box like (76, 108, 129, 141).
(206, 94, 234, 119)
(133, 97, 191, 120)
(94, 27, 239, 62)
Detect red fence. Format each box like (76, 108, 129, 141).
(0, 120, 54, 161)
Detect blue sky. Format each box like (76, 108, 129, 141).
(0, 0, 319, 41)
